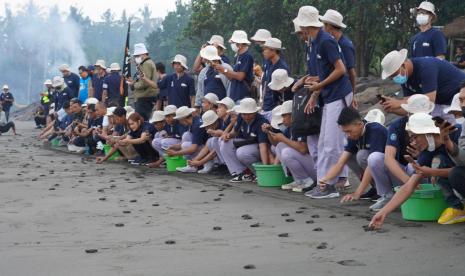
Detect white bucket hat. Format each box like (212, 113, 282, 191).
(110, 63, 121, 71)
(203, 93, 219, 105)
(234, 98, 261, 114)
(293, 6, 323, 28)
(200, 110, 219, 128)
(133, 43, 148, 56)
(292, 21, 302, 34)
(364, 109, 386, 125)
(52, 76, 64, 87)
(200, 45, 221, 61)
(85, 97, 99, 105)
(229, 30, 251, 45)
(405, 113, 440, 134)
(2, 84, 9, 90)
(217, 97, 235, 112)
(106, 106, 116, 116)
(277, 100, 293, 116)
(381, 49, 408, 80)
(94, 59, 107, 69)
(163, 105, 177, 116)
(320, 9, 347, 29)
(149, 110, 165, 123)
(262, 37, 285, 50)
(271, 105, 283, 129)
(208, 35, 226, 49)
(59, 64, 71, 72)
(172, 54, 188, 70)
(416, 1, 436, 17)
(124, 106, 134, 114)
(268, 69, 294, 91)
(251, 29, 272, 42)
(43, 79, 52, 86)
(444, 93, 462, 114)
(174, 106, 196, 120)
(400, 94, 435, 114)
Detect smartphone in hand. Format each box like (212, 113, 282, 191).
(376, 94, 386, 103)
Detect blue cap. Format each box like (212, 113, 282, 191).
(87, 65, 95, 71)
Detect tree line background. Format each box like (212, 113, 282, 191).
(1, 0, 465, 103)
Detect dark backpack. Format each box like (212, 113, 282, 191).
(291, 87, 322, 136)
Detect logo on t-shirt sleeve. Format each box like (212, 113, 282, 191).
(390, 133, 397, 141)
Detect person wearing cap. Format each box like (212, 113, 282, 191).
(193, 35, 230, 73)
(97, 106, 115, 141)
(145, 111, 168, 168)
(308, 107, 386, 200)
(293, 6, 353, 197)
(219, 98, 270, 182)
(102, 63, 124, 107)
(118, 112, 159, 165)
(266, 68, 294, 115)
(152, 105, 184, 156)
(0, 85, 14, 122)
(128, 43, 159, 121)
(158, 54, 195, 108)
(261, 38, 291, 120)
(251, 29, 272, 88)
(202, 93, 219, 113)
(92, 60, 108, 101)
(444, 92, 465, 125)
(410, 1, 446, 59)
(200, 45, 233, 101)
(264, 100, 317, 192)
(58, 64, 79, 99)
(52, 76, 72, 111)
(370, 113, 464, 229)
(380, 49, 465, 121)
(40, 79, 54, 117)
(320, 9, 357, 106)
(165, 106, 208, 173)
(188, 97, 237, 174)
(78, 66, 93, 105)
(215, 30, 254, 103)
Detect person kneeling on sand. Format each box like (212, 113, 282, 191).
(0, 105, 18, 135)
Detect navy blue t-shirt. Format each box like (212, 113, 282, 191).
(234, 113, 269, 144)
(344, 122, 388, 154)
(219, 115, 231, 131)
(314, 29, 352, 104)
(410, 27, 447, 58)
(113, 123, 127, 136)
(92, 73, 107, 101)
(204, 66, 227, 100)
(386, 116, 410, 166)
(190, 116, 208, 146)
(158, 73, 195, 108)
(229, 50, 254, 102)
(338, 34, 356, 70)
(54, 87, 72, 111)
(221, 54, 230, 65)
(402, 57, 465, 105)
(306, 41, 318, 76)
(103, 72, 123, 103)
(418, 145, 457, 169)
(64, 72, 80, 99)
(129, 121, 156, 139)
(283, 127, 306, 142)
(88, 116, 104, 129)
(0, 92, 14, 110)
(59, 114, 73, 130)
(262, 58, 290, 111)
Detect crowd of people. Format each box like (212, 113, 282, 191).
(24, 2, 465, 229)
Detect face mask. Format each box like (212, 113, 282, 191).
(425, 134, 436, 152)
(462, 106, 465, 118)
(278, 124, 287, 133)
(456, 117, 465, 125)
(230, 43, 239, 53)
(135, 57, 142, 64)
(416, 14, 430, 26)
(393, 68, 408, 85)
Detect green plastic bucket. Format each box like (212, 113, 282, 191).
(253, 163, 294, 187)
(103, 144, 121, 161)
(395, 184, 448, 221)
(165, 155, 187, 173)
(51, 138, 60, 147)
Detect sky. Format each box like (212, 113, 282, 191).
(0, 0, 179, 21)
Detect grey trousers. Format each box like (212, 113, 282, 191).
(275, 142, 316, 181)
(219, 139, 260, 175)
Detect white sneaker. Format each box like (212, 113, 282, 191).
(176, 165, 198, 173)
(281, 180, 301, 190)
(75, 147, 86, 154)
(198, 161, 214, 174)
(67, 144, 77, 152)
(369, 195, 392, 212)
(292, 178, 315, 192)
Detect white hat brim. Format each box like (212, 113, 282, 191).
(400, 102, 435, 114)
(173, 108, 196, 120)
(268, 77, 294, 91)
(381, 49, 408, 80)
(293, 18, 324, 28)
(235, 107, 261, 114)
(270, 118, 283, 129)
(319, 16, 347, 28)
